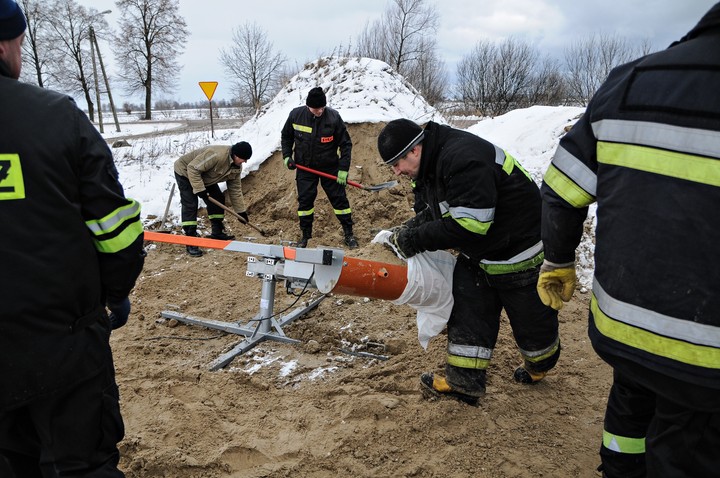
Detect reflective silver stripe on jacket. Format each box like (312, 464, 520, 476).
(592, 119, 720, 159)
(481, 240, 543, 266)
(439, 201, 495, 222)
(551, 145, 597, 196)
(594, 278, 720, 348)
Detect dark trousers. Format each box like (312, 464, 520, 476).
(174, 173, 225, 227)
(296, 167, 352, 231)
(0, 364, 125, 477)
(445, 255, 560, 392)
(600, 368, 720, 478)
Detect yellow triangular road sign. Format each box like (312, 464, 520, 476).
(199, 81, 218, 101)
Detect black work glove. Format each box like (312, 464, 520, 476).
(107, 297, 131, 330)
(284, 157, 296, 170)
(237, 211, 249, 222)
(389, 226, 419, 259)
(196, 190, 209, 201)
(405, 207, 432, 229)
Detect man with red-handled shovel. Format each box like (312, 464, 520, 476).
(281, 86, 358, 249)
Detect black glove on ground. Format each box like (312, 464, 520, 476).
(237, 211, 249, 222)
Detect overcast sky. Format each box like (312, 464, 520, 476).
(74, 0, 716, 104)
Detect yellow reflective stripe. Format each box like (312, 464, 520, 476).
(181, 220, 198, 226)
(503, 152, 533, 181)
(520, 335, 560, 363)
(333, 207, 352, 215)
(455, 217, 492, 235)
(298, 208, 314, 217)
(603, 430, 645, 454)
(293, 123, 312, 134)
(447, 354, 490, 370)
(208, 214, 224, 220)
(86, 200, 141, 235)
(598, 142, 720, 187)
(591, 294, 720, 369)
(94, 219, 143, 253)
(479, 251, 544, 275)
(544, 164, 595, 208)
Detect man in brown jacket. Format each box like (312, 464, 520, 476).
(174, 142, 252, 256)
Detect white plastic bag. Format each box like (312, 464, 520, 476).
(372, 230, 456, 350)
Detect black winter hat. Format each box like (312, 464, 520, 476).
(306, 87, 327, 108)
(0, 0, 26, 41)
(231, 141, 252, 160)
(377, 119, 424, 165)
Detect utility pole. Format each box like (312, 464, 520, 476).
(89, 10, 120, 133)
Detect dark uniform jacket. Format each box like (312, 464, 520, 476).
(0, 60, 145, 410)
(541, 4, 720, 395)
(280, 106, 352, 171)
(411, 122, 544, 274)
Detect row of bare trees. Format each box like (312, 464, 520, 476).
(19, 0, 187, 120)
(18, 0, 654, 120)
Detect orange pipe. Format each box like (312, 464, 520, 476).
(332, 256, 408, 300)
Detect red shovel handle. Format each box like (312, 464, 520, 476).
(295, 164, 364, 189)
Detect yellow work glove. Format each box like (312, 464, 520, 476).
(536, 260, 577, 310)
(337, 170, 348, 186)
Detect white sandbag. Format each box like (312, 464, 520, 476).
(372, 230, 456, 350)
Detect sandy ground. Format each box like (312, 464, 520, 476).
(116, 123, 610, 477)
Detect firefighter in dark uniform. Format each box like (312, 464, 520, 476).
(378, 119, 560, 406)
(281, 87, 358, 249)
(537, 3, 720, 476)
(0, 1, 145, 474)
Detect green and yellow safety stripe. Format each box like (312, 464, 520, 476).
(479, 240, 544, 275)
(518, 335, 560, 364)
(208, 214, 225, 220)
(593, 119, 720, 186)
(333, 207, 352, 215)
(298, 208, 315, 217)
(447, 343, 493, 370)
(498, 149, 533, 182)
(85, 199, 143, 253)
(543, 145, 597, 209)
(439, 201, 494, 235)
(181, 220, 198, 227)
(592, 279, 720, 369)
(293, 123, 312, 134)
(602, 430, 645, 454)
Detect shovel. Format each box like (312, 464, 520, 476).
(294, 164, 398, 192)
(207, 196, 268, 237)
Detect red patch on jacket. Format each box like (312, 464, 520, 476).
(320, 135, 334, 143)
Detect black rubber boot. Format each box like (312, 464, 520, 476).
(296, 227, 312, 248)
(183, 226, 203, 257)
(341, 224, 358, 249)
(419, 373, 482, 406)
(209, 219, 235, 240)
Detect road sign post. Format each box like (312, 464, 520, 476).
(198, 81, 219, 138)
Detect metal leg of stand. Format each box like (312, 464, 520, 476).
(160, 276, 325, 370)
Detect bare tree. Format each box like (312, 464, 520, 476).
(112, 0, 188, 120)
(40, 0, 109, 121)
(355, 0, 447, 105)
(488, 37, 537, 116)
(219, 22, 286, 112)
(18, 0, 51, 87)
(564, 32, 639, 105)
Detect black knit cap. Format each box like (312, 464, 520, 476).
(306, 87, 327, 108)
(0, 0, 26, 41)
(231, 141, 252, 160)
(377, 119, 424, 165)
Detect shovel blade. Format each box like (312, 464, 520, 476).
(362, 180, 399, 192)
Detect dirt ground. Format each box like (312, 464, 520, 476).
(118, 123, 610, 477)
